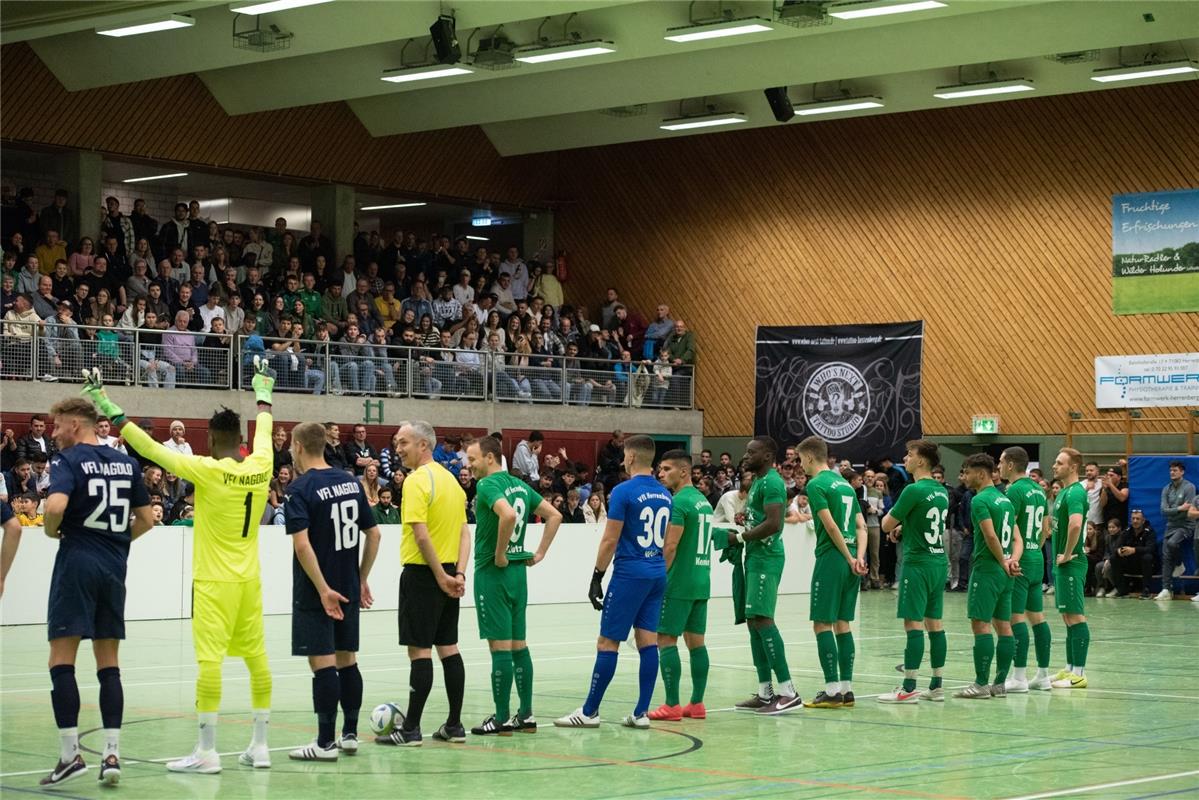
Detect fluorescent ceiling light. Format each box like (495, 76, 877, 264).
(230, 0, 334, 15)
(381, 65, 473, 83)
(465, 235, 489, 241)
(794, 97, 884, 116)
(933, 80, 1034, 99)
(359, 202, 427, 211)
(122, 172, 189, 183)
(664, 18, 775, 43)
(1090, 61, 1199, 83)
(96, 14, 194, 37)
(828, 1, 946, 20)
(660, 112, 748, 131)
(515, 40, 617, 64)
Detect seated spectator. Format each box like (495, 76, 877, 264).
(380, 430, 403, 482)
(374, 485, 400, 524)
(267, 464, 292, 525)
(359, 463, 382, 506)
(68, 237, 95, 278)
(583, 491, 607, 523)
(434, 435, 464, 474)
(163, 310, 212, 385)
(163, 420, 193, 455)
(322, 282, 349, 332)
(432, 283, 462, 329)
(120, 296, 147, 329)
(93, 313, 133, 383)
(512, 431, 543, 482)
(563, 488, 585, 522)
(531, 259, 563, 309)
(453, 330, 484, 395)
(323, 422, 348, 471)
(4, 459, 36, 500)
(490, 273, 517, 317)
(374, 282, 402, 332)
(138, 311, 176, 388)
(342, 424, 380, 476)
(14, 492, 43, 526)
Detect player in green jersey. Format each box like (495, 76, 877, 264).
(878, 440, 950, 704)
(648, 450, 714, 721)
(797, 436, 867, 709)
(465, 436, 562, 735)
(729, 437, 802, 715)
(956, 454, 1022, 699)
(1050, 447, 1091, 689)
(999, 446, 1053, 693)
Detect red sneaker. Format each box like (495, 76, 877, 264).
(681, 702, 706, 719)
(647, 704, 683, 721)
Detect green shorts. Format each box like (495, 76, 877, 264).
(473, 561, 528, 642)
(967, 566, 1013, 622)
(809, 553, 858, 623)
(658, 596, 708, 637)
(896, 561, 947, 621)
(744, 570, 781, 620)
(1054, 560, 1087, 616)
(1011, 557, 1044, 615)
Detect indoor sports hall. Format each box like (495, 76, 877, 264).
(1, 2, 1197, 799)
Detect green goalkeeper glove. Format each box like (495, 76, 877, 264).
(251, 355, 275, 406)
(80, 368, 126, 423)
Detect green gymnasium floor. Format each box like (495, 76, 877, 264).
(2, 591, 1197, 800)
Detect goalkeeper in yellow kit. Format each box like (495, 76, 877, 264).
(83, 359, 277, 773)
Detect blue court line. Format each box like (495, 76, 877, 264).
(1126, 788, 1199, 800)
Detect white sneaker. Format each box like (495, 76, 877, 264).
(337, 734, 359, 755)
(288, 742, 338, 762)
(167, 749, 222, 774)
(1095, 588, 1106, 598)
(919, 687, 945, 702)
(953, 683, 992, 700)
(237, 745, 270, 769)
(1004, 676, 1029, 693)
(1192, 594, 1199, 603)
(1028, 674, 1053, 691)
(553, 708, 601, 728)
(1155, 589, 1172, 600)
(621, 714, 650, 729)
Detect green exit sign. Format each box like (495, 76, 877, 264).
(972, 415, 1000, 434)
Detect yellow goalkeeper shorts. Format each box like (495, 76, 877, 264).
(192, 578, 267, 662)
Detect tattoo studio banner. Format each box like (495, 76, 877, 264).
(754, 322, 924, 464)
(1111, 188, 1199, 315)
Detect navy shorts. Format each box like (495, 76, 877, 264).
(291, 602, 360, 656)
(599, 573, 667, 642)
(47, 552, 126, 641)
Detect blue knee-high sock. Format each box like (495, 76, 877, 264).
(582, 651, 618, 717)
(635, 645, 659, 717)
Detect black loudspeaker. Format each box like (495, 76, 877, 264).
(764, 87, 794, 122)
(429, 15, 461, 64)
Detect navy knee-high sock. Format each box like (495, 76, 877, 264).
(312, 666, 340, 748)
(50, 665, 80, 730)
(96, 667, 123, 729)
(338, 663, 363, 736)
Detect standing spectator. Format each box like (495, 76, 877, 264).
(1111, 509, 1155, 598)
(599, 288, 621, 328)
(1155, 460, 1196, 600)
(1100, 466, 1129, 527)
(243, 227, 273, 271)
(662, 319, 695, 406)
(15, 415, 58, 461)
(130, 199, 158, 253)
(163, 420, 193, 456)
(299, 221, 335, 272)
(499, 247, 528, 302)
(864, 475, 887, 590)
(1083, 462, 1104, 528)
(511, 431, 543, 483)
(642, 303, 673, 360)
(39, 189, 74, 248)
(100, 196, 135, 258)
(159, 203, 192, 261)
(342, 424, 380, 476)
(596, 431, 625, 489)
(531, 260, 563, 310)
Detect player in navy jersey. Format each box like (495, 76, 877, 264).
(40, 397, 154, 788)
(555, 435, 671, 729)
(283, 422, 381, 761)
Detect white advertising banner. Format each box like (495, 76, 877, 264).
(1095, 353, 1199, 408)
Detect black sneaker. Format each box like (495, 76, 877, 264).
(734, 693, 774, 711)
(98, 754, 121, 785)
(432, 723, 466, 743)
(841, 691, 856, 707)
(379, 727, 422, 747)
(508, 713, 537, 733)
(756, 694, 803, 715)
(803, 691, 843, 709)
(471, 715, 513, 736)
(40, 755, 87, 786)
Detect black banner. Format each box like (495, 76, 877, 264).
(754, 322, 924, 465)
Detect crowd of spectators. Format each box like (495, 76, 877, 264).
(1, 187, 696, 407)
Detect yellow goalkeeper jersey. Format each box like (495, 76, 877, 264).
(122, 413, 273, 582)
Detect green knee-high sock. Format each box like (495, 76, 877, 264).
(835, 632, 855, 684)
(511, 648, 534, 717)
(815, 630, 839, 683)
(760, 624, 792, 684)
(1012, 622, 1030, 669)
(994, 635, 1015, 684)
(928, 630, 947, 690)
(973, 633, 995, 686)
(688, 646, 709, 705)
(1065, 624, 1075, 668)
(1032, 622, 1052, 669)
(659, 645, 681, 707)
(749, 627, 772, 685)
(902, 629, 924, 692)
(491, 650, 514, 721)
(1072, 622, 1090, 669)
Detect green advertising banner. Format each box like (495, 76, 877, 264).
(1111, 188, 1199, 315)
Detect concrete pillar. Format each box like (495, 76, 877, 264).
(309, 184, 355, 264)
(522, 209, 554, 263)
(55, 151, 103, 244)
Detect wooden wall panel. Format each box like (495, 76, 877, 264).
(553, 82, 1199, 436)
(0, 42, 547, 209)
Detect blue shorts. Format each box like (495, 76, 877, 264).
(600, 573, 667, 642)
(47, 551, 126, 641)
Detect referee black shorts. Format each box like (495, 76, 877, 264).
(398, 563, 460, 648)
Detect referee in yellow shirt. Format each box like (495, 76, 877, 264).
(378, 420, 470, 747)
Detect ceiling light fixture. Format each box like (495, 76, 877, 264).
(664, 17, 775, 43)
(659, 112, 748, 131)
(229, 0, 333, 15)
(793, 96, 885, 116)
(1090, 60, 1199, 83)
(359, 202, 428, 210)
(827, 1, 946, 20)
(515, 40, 617, 63)
(96, 14, 194, 37)
(465, 235, 489, 241)
(933, 79, 1034, 99)
(381, 64, 474, 83)
(121, 172, 189, 183)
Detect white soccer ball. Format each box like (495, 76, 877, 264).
(369, 702, 405, 736)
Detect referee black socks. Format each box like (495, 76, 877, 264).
(405, 658, 434, 730)
(442, 653, 465, 728)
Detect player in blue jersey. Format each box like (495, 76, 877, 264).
(555, 435, 671, 729)
(39, 397, 154, 788)
(284, 422, 381, 761)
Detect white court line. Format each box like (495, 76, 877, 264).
(0, 743, 312, 778)
(1000, 769, 1199, 800)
